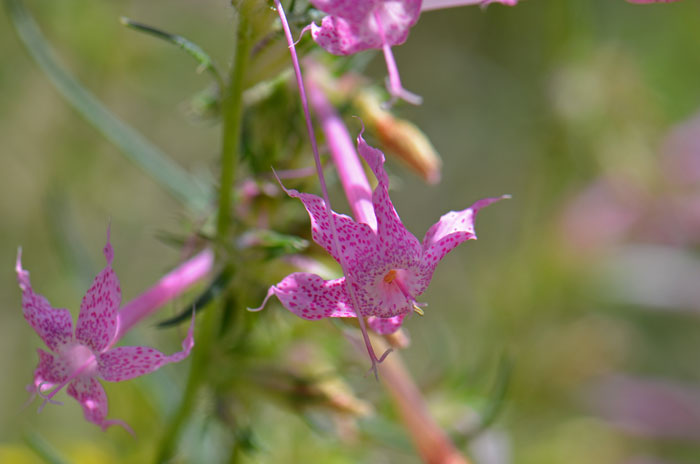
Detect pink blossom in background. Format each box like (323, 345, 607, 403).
(17, 230, 198, 431)
(309, 0, 423, 105)
(307, 1, 519, 105)
(251, 133, 506, 334)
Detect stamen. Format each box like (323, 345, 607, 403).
(36, 353, 96, 413)
(412, 303, 425, 316)
(383, 269, 397, 283)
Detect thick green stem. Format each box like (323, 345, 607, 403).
(155, 5, 252, 462)
(217, 6, 252, 242)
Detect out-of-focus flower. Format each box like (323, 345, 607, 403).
(17, 229, 199, 431)
(251, 133, 506, 334)
(588, 375, 700, 440)
(308, 0, 517, 105)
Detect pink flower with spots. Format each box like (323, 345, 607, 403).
(17, 230, 196, 432)
(252, 133, 507, 334)
(307, 0, 518, 105)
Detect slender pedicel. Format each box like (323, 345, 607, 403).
(274, 0, 388, 377)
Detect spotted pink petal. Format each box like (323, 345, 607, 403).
(311, 16, 381, 55)
(280, 183, 382, 269)
(311, 0, 379, 23)
(368, 313, 406, 334)
(67, 377, 110, 429)
(255, 273, 358, 320)
(75, 234, 121, 353)
(357, 133, 422, 269)
(421, 196, 508, 281)
(29, 349, 70, 394)
(16, 250, 74, 352)
(98, 315, 195, 382)
(310, 0, 421, 55)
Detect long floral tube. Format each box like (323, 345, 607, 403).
(116, 248, 214, 342)
(421, 0, 518, 10)
(305, 60, 377, 231)
(372, 335, 471, 464)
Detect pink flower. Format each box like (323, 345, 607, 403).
(308, 0, 518, 105)
(252, 133, 506, 334)
(17, 230, 197, 432)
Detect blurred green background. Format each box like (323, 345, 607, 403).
(2, 0, 700, 463)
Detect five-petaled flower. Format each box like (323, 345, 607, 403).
(308, 0, 518, 105)
(252, 133, 507, 334)
(17, 230, 194, 432)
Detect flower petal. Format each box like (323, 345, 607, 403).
(28, 349, 70, 394)
(66, 377, 110, 429)
(357, 133, 422, 269)
(310, 1, 421, 55)
(264, 272, 358, 320)
(368, 313, 406, 334)
(311, 0, 379, 23)
(75, 232, 121, 353)
(98, 316, 195, 382)
(281, 183, 382, 270)
(16, 249, 74, 352)
(311, 15, 381, 55)
(420, 196, 508, 284)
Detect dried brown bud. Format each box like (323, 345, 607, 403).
(355, 91, 442, 184)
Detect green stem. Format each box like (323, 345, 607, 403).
(155, 5, 253, 461)
(217, 6, 252, 242)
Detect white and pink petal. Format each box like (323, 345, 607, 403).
(16, 250, 74, 352)
(357, 134, 422, 269)
(28, 349, 70, 394)
(368, 313, 406, 334)
(75, 236, 122, 353)
(420, 195, 508, 282)
(281, 184, 382, 269)
(258, 273, 359, 320)
(98, 316, 194, 382)
(67, 377, 110, 429)
(311, 0, 379, 24)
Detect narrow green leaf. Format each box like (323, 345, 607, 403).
(120, 17, 225, 91)
(5, 0, 210, 212)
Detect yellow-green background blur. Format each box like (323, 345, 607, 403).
(2, 1, 700, 463)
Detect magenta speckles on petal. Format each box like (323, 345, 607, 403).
(75, 233, 121, 353)
(308, 0, 422, 104)
(98, 315, 195, 382)
(271, 273, 357, 319)
(16, 250, 74, 352)
(18, 227, 197, 431)
(254, 134, 506, 334)
(368, 314, 406, 335)
(66, 377, 112, 430)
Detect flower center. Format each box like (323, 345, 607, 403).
(64, 343, 98, 377)
(383, 269, 398, 283)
